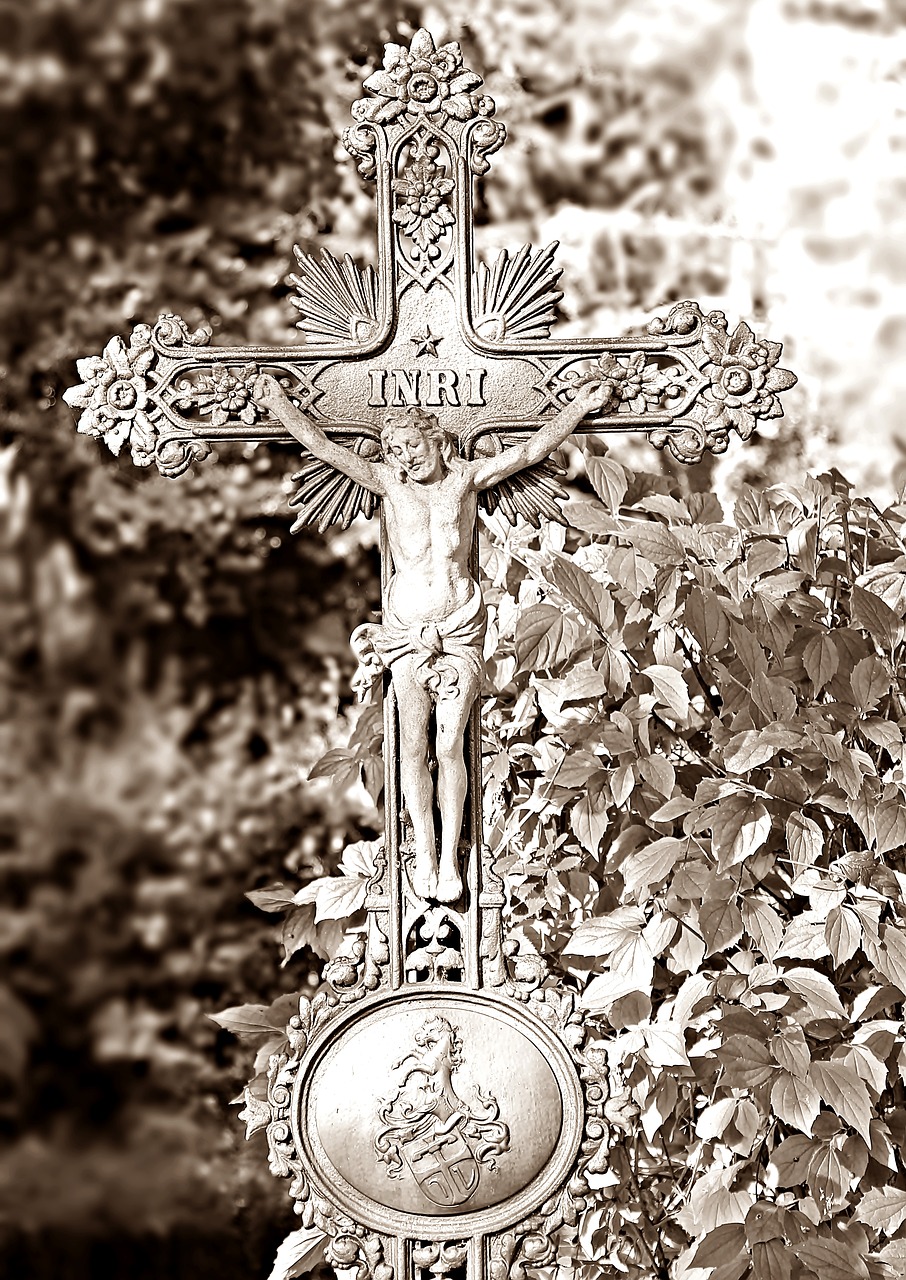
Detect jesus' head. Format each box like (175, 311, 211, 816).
(380, 407, 458, 482)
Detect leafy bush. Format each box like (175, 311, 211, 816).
(242, 454, 906, 1279)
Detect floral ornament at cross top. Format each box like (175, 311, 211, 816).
(352, 29, 496, 125)
(392, 139, 456, 257)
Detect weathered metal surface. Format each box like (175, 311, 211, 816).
(63, 28, 796, 1280)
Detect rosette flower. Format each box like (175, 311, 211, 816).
(62, 325, 157, 465)
(598, 352, 667, 413)
(392, 159, 455, 254)
(566, 352, 669, 415)
(188, 365, 259, 427)
(701, 320, 797, 436)
(354, 29, 486, 123)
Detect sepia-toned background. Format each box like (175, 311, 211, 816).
(2, 0, 904, 1275)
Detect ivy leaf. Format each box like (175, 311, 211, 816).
(752, 1237, 793, 1280)
(700, 896, 744, 954)
(621, 836, 684, 900)
(857, 1187, 906, 1237)
(621, 522, 686, 566)
(810, 1143, 854, 1212)
(871, 925, 906, 993)
(825, 906, 862, 966)
(858, 717, 902, 752)
(515, 603, 581, 673)
(281, 905, 318, 964)
(696, 1097, 738, 1141)
(770, 1024, 811, 1078)
(571, 790, 610, 854)
(690, 1223, 747, 1267)
(209, 1004, 280, 1036)
(585, 455, 627, 514)
(308, 747, 361, 791)
(786, 813, 824, 880)
(723, 730, 780, 773)
(266, 1227, 327, 1280)
(850, 656, 891, 710)
(742, 897, 784, 961)
(874, 797, 906, 855)
(642, 663, 690, 720)
(770, 1070, 821, 1133)
(246, 883, 297, 913)
(778, 911, 832, 962)
(564, 908, 647, 956)
(809, 1060, 873, 1143)
(793, 1234, 871, 1280)
(685, 585, 731, 655)
(711, 794, 771, 869)
(649, 795, 696, 823)
(312, 875, 368, 922)
(851, 585, 903, 649)
(637, 753, 675, 798)
(771, 1134, 817, 1184)
(716, 1034, 775, 1087)
(544, 552, 615, 631)
(803, 632, 840, 693)
(782, 967, 847, 1020)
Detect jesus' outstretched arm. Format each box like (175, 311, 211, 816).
(252, 374, 387, 496)
(469, 380, 612, 491)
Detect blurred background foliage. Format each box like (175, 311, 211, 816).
(2, 0, 904, 1275)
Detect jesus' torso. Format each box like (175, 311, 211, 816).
(380, 462, 478, 628)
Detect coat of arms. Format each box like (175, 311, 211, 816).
(374, 1016, 510, 1209)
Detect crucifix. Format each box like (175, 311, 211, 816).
(64, 29, 795, 1280)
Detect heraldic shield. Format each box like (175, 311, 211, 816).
(401, 1119, 480, 1208)
(375, 1017, 509, 1209)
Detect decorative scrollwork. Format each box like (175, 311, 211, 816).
(324, 916, 390, 1002)
(255, 995, 393, 1279)
(413, 1240, 468, 1279)
(405, 907, 464, 982)
(152, 312, 212, 348)
(466, 116, 506, 176)
(342, 122, 381, 181)
(576, 1043, 638, 1176)
(489, 1175, 590, 1280)
(155, 436, 212, 478)
(63, 317, 220, 473)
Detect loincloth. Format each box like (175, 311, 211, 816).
(350, 580, 487, 703)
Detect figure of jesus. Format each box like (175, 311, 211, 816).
(253, 375, 609, 903)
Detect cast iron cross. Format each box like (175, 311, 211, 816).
(64, 30, 795, 1280)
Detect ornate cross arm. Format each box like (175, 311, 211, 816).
(64, 35, 795, 520)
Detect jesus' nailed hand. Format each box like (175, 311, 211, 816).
(252, 373, 611, 904)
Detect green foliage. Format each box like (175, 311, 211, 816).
(265, 456, 906, 1278)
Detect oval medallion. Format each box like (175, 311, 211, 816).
(295, 988, 583, 1238)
